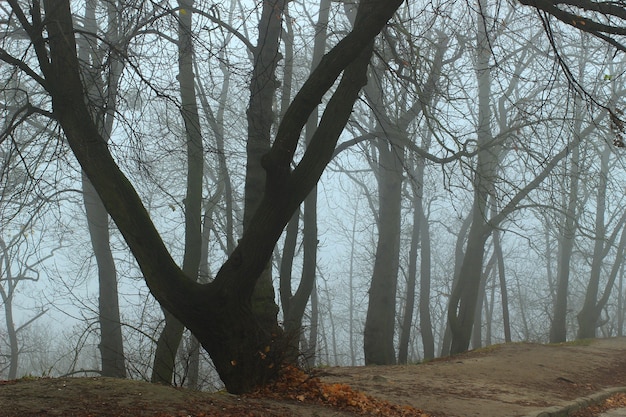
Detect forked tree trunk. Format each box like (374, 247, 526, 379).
(36, 0, 401, 393)
(576, 143, 626, 340)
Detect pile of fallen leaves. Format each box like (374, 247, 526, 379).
(570, 392, 626, 417)
(249, 365, 430, 416)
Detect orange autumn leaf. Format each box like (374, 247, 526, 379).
(248, 365, 430, 416)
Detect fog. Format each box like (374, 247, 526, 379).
(1, 0, 626, 392)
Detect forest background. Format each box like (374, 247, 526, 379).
(2, 0, 626, 393)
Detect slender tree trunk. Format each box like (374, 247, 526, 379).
(83, 176, 126, 378)
(398, 184, 420, 364)
(279, 212, 299, 316)
(449, 202, 492, 354)
(286, 0, 332, 363)
(0, 240, 50, 379)
(348, 201, 358, 366)
(0, 278, 19, 379)
(305, 281, 319, 367)
(486, 275, 495, 345)
(514, 272, 530, 340)
(281, 0, 330, 356)
(493, 205, 511, 342)
(152, 0, 204, 384)
(441, 214, 473, 356)
(364, 136, 403, 365)
(618, 262, 625, 337)
(576, 144, 619, 339)
(323, 280, 339, 365)
(419, 200, 435, 360)
(550, 144, 579, 343)
(364, 32, 447, 363)
(472, 253, 495, 349)
(580, 202, 626, 338)
(78, 0, 126, 378)
(448, 2, 496, 353)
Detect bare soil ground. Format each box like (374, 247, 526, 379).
(2, 337, 626, 417)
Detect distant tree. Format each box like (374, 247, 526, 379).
(577, 141, 626, 339)
(548, 103, 583, 343)
(445, 0, 610, 354)
(362, 20, 450, 366)
(76, 0, 126, 378)
(279, 0, 331, 360)
(0, 217, 53, 379)
(150, 0, 204, 386)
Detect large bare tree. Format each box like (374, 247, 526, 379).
(3, 0, 402, 393)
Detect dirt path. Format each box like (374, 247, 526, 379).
(319, 338, 626, 416)
(1, 337, 625, 417)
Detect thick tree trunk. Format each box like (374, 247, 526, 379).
(37, 0, 400, 393)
